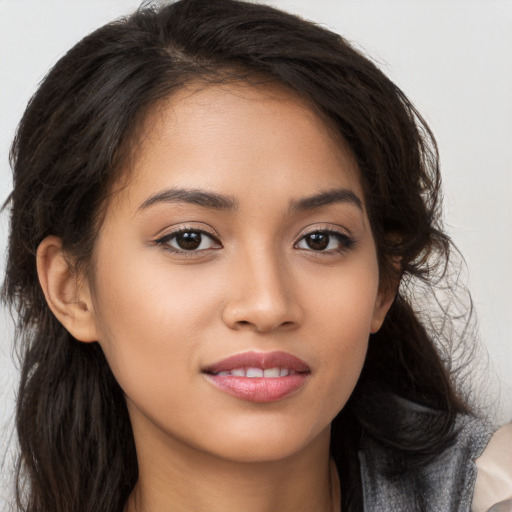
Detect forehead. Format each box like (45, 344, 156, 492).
(112, 81, 364, 214)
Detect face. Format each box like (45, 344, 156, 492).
(86, 83, 392, 464)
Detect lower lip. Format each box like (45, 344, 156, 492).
(204, 374, 308, 403)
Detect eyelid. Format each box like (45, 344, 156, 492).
(295, 223, 353, 240)
(153, 225, 222, 255)
(151, 223, 355, 256)
(294, 224, 356, 253)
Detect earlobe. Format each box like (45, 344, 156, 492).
(36, 235, 98, 342)
(370, 284, 397, 334)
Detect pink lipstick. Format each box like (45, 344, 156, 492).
(202, 351, 310, 402)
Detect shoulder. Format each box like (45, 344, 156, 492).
(472, 423, 512, 512)
(358, 402, 494, 512)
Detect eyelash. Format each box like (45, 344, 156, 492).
(295, 229, 356, 254)
(153, 227, 356, 256)
(153, 227, 221, 256)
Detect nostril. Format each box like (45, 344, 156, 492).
(222, 298, 302, 332)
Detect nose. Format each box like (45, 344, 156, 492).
(221, 248, 302, 333)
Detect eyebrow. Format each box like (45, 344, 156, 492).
(138, 188, 239, 211)
(137, 186, 363, 213)
(290, 188, 363, 212)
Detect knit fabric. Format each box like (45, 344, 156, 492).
(358, 404, 492, 511)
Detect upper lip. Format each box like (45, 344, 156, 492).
(203, 350, 311, 375)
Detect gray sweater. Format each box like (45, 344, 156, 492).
(358, 403, 492, 511)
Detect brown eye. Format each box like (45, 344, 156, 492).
(305, 232, 329, 251)
(295, 230, 355, 253)
(175, 231, 203, 250)
(156, 229, 221, 253)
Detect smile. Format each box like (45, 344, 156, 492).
(214, 367, 294, 377)
(202, 351, 311, 402)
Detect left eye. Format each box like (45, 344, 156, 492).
(295, 231, 352, 252)
(156, 229, 221, 252)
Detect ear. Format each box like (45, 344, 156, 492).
(370, 281, 397, 334)
(37, 235, 98, 342)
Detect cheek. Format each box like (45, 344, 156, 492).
(89, 248, 223, 400)
(300, 259, 379, 410)
(303, 251, 380, 340)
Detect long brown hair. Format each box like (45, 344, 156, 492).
(3, 1, 473, 510)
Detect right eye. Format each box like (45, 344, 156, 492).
(155, 229, 222, 254)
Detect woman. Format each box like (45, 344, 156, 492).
(2, 1, 510, 511)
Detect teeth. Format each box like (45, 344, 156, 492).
(246, 367, 264, 378)
(263, 368, 280, 378)
(214, 367, 294, 377)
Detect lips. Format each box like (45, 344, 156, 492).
(215, 367, 292, 377)
(202, 351, 310, 403)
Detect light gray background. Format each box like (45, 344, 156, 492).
(1, 0, 511, 505)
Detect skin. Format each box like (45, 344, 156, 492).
(37, 82, 395, 512)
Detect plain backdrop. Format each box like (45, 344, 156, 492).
(1, 0, 511, 506)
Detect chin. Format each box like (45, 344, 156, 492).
(194, 420, 332, 464)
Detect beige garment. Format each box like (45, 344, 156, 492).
(472, 423, 512, 512)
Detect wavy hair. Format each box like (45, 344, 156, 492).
(2, 1, 474, 510)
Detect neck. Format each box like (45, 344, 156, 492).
(125, 424, 339, 512)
